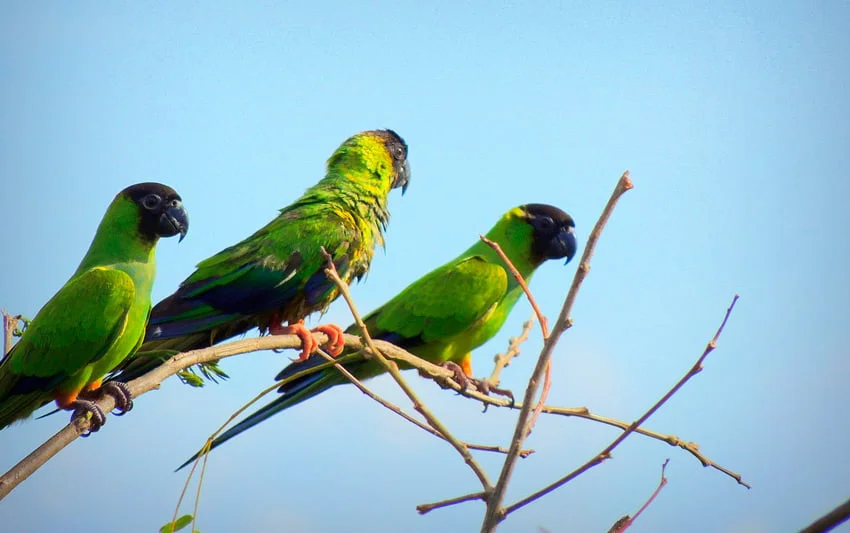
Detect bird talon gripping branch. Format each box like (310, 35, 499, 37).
(313, 324, 345, 357)
(100, 381, 134, 415)
(440, 361, 471, 391)
(269, 320, 319, 363)
(71, 399, 107, 436)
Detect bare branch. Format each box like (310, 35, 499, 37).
(799, 496, 850, 533)
(503, 294, 741, 518)
(0, 317, 744, 502)
(480, 170, 633, 532)
(480, 236, 550, 339)
(538, 405, 749, 488)
(486, 315, 535, 389)
(314, 348, 533, 457)
(417, 491, 488, 515)
(480, 236, 553, 435)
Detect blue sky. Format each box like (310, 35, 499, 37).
(1, 2, 848, 531)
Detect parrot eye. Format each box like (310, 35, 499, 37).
(393, 145, 405, 160)
(536, 216, 555, 232)
(142, 194, 162, 210)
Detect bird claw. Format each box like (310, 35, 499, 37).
(474, 379, 515, 406)
(100, 381, 134, 415)
(71, 400, 107, 436)
(312, 324, 345, 357)
(269, 319, 345, 362)
(439, 361, 471, 391)
(269, 320, 317, 362)
(437, 362, 515, 405)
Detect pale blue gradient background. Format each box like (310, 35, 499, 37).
(1, 2, 848, 532)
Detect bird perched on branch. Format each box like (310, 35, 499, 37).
(180, 203, 576, 465)
(111, 129, 410, 384)
(0, 183, 189, 431)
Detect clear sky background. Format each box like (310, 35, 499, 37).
(1, 2, 848, 532)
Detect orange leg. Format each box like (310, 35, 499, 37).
(54, 389, 82, 410)
(459, 354, 474, 378)
(269, 317, 317, 362)
(84, 379, 103, 392)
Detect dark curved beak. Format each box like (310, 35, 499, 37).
(393, 160, 411, 195)
(157, 202, 189, 242)
(559, 227, 578, 265)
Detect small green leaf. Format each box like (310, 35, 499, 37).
(177, 371, 205, 388)
(159, 514, 194, 533)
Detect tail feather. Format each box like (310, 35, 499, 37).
(176, 369, 343, 470)
(0, 390, 51, 430)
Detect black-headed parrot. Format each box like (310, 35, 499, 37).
(0, 182, 188, 431)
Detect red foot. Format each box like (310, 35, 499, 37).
(269, 318, 316, 362)
(313, 324, 345, 357)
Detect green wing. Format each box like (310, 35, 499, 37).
(7, 267, 135, 379)
(368, 255, 509, 345)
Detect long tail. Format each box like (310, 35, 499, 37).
(0, 358, 58, 430)
(176, 360, 349, 470)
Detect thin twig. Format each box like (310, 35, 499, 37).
(503, 294, 741, 518)
(314, 348, 533, 457)
(799, 496, 850, 533)
(417, 491, 488, 515)
(480, 171, 633, 532)
(416, 399, 747, 514)
(538, 405, 749, 488)
(480, 236, 550, 339)
(487, 315, 535, 389)
(612, 459, 670, 532)
(480, 236, 554, 435)
(321, 251, 494, 491)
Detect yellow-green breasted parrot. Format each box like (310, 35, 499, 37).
(180, 203, 575, 464)
(0, 182, 188, 431)
(111, 130, 409, 384)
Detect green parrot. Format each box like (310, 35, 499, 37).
(179, 203, 576, 466)
(111, 130, 409, 384)
(0, 183, 189, 431)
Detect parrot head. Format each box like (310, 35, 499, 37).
(375, 129, 411, 194)
(122, 182, 190, 242)
(522, 203, 577, 265)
